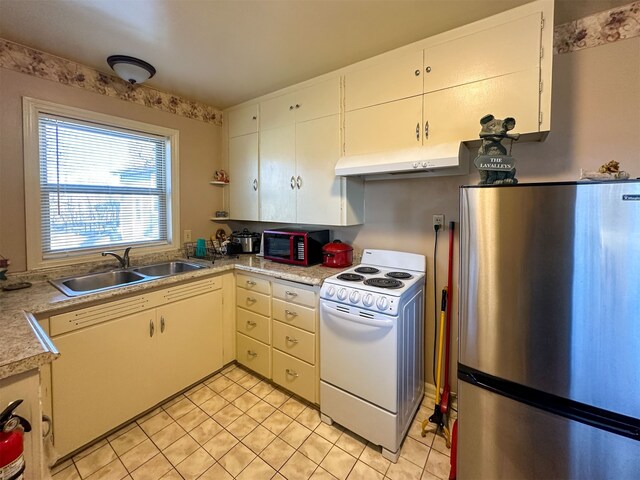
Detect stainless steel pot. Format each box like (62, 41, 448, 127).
(231, 228, 261, 253)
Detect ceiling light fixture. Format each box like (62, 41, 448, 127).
(107, 55, 156, 85)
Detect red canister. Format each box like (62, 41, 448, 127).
(322, 240, 353, 268)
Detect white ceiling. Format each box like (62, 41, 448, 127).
(0, 0, 631, 109)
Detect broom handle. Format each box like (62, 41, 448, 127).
(444, 222, 455, 388)
(435, 288, 447, 404)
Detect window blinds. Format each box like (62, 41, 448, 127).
(38, 114, 170, 257)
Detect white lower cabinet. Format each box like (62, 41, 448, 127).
(45, 276, 224, 457)
(235, 273, 320, 403)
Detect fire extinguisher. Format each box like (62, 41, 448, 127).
(0, 400, 32, 480)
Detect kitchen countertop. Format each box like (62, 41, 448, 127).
(0, 254, 348, 381)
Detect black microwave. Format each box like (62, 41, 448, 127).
(262, 228, 330, 266)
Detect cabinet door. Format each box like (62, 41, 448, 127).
(156, 290, 223, 399)
(229, 133, 259, 221)
(423, 68, 541, 144)
(345, 50, 423, 112)
(295, 115, 342, 225)
(295, 78, 340, 123)
(228, 103, 259, 137)
(51, 310, 157, 456)
(424, 13, 542, 93)
(259, 124, 296, 222)
(344, 95, 423, 156)
(260, 92, 296, 130)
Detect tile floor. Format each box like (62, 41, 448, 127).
(51, 364, 452, 480)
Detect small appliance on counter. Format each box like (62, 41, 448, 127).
(263, 228, 330, 266)
(322, 240, 353, 268)
(230, 228, 261, 254)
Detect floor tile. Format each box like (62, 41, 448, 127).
(400, 437, 430, 469)
(241, 425, 277, 454)
(424, 449, 450, 479)
(150, 422, 187, 451)
(129, 453, 172, 480)
(218, 443, 256, 477)
(280, 420, 313, 449)
(136, 408, 163, 425)
(281, 450, 319, 480)
(227, 414, 259, 440)
(162, 434, 199, 466)
(185, 385, 216, 406)
(164, 397, 196, 420)
(176, 406, 208, 431)
(158, 469, 182, 480)
(297, 406, 321, 430)
(431, 434, 451, 457)
(385, 457, 424, 480)
(347, 460, 384, 480)
(219, 383, 248, 402)
(314, 422, 343, 444)
(199, 393, 229, 416)
(233, 391, 261, 412)
(319, 445, 357, 480)
(225, 367, 249, 383)
(107, 423, 138, 443)
(202, 430, 239, 460)
(208, 375, 234, 393)
(259, 438, 295, 471)
(279, 397, 307, 418)
(262, 410, 294, 435)
(51, 459, 74, 476)
(189, 418, 223, 445)
(109, 426, 148, 457)
(263, 389, 290, 408)
(407, 420, 436, 447)
(138, 411, 174, 437)
(236, 456, 277, 480)
(199, 462, 234, 480)
(119, 439, 160, 473)
(175, 448, 215, 480)
(52, 464, 81, 480)
(310, 467, 338, 479)
(250, 381, 275, 398)
(298, 433, 333, 464)
(359, 443, 390, 475)
(214, 404, 244, 427)
(75, 443, 118, 478)
(421, 469, 443, 480)
(237, 373, 262, 390)
(246, 400, 276, 423)
(335, 431, 367, 458)
(85, 458, 128, 480)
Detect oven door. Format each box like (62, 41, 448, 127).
(320, 300, 398, 412)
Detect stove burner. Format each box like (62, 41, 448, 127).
(355, 266, 380, 274)
(337, 273, 365, 282)
(364, 278, 404, 289)
(386, 271, 413, 280)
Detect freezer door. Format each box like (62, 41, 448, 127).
(460, 182, 640, 419)
(458, 381, 640, 480)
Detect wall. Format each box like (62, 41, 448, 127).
(0, 67, 224, 272)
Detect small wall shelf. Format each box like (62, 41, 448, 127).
(209, 181, 229, 185)
(210, 216, 230, 221)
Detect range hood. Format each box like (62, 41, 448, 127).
(335, 142, 470, 180)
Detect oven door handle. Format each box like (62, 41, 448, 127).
(321, 304, 393, 328)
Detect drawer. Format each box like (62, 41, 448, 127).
(236, 287, 271, 316)
(272, 321, 315, 364)
(272, 350, 316, 403)
(272, 298, 316, 333)
(236, 273, 271, 295)
(236, 308, 270, 344)
(272, 282, 316, 308)
(236, 333, 271, 378)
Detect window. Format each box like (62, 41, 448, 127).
(24, 98, 179, 269)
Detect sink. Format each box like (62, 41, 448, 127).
(50, 261, 208, 297)
(133, 261, 205, 277)
(53, 270, 147, 296)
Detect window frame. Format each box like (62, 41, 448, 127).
(23, 97, 180, 270)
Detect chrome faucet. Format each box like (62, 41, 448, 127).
(101, 247, 132, 269)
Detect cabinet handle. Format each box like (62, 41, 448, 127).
(286, 335, 299, 344)
(246, 280, 256, 286)
(285, 290, 298, 297)
(149, 319, 155, 337)
(247, 320, 257, 327)
(290, 176, 296, 190)
(253, 178, 258, 191)
(295, 104, 300, 109)
(247, 297, 256, 303)
(296, 176, 302, 189)
(414, 69, 420, 76)
(160, 316, 165, 333)
(247, 350, 258, 357)
(426, 66, 432, 73)
(286, 369, 299, 378)
(416, 123, 420, 141)
(252, 115, 257, 120)
(425, 121, 429, 140)
(289, 105, 294, 110)
(284, 309, 298, 317)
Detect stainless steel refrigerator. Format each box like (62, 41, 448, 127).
(458, 181, 640, 479)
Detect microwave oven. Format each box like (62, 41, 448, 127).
(263, 228, 330, 266)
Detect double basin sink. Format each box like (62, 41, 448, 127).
(51, 261, 207, 297)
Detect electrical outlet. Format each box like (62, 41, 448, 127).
(433, 214, 445, 229)
(184, 230, 192, 242)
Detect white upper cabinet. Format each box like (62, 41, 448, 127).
(259, 124, 297, 222)
(227, 103, 259, 137)
(345, 50, 423, 112)
(229, 133, 259, 221)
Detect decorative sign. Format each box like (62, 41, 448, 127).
(474, 155, 516, 171)
(474, 114, 520, 185)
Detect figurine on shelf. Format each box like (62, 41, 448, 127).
(213, 169, 229, 183)
(580, 160, 630, 180)
(473, 114, 520, 185)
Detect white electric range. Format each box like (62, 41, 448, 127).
(319, 249, 426, 462)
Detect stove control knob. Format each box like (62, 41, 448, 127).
(363, 293, 374, 307)
(337, 288, 348, 301)
(376, 296, 389, 311)
(326, 286, 336, 297)
(349, 291, 361, 303)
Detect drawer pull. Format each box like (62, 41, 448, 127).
(246, 320, 257, 327)
(285, 335, 299, 344)
(247, 297, 257, 303)
(247, 350, 258, 357)
(284, 309, 298, 317)
(246, 280, 256, 286)
(285, 290, 298, 297)
(286, 369, 299, 378)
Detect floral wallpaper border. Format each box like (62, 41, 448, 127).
(554, 1, 640, 54)
(0, 38, 222, 125)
